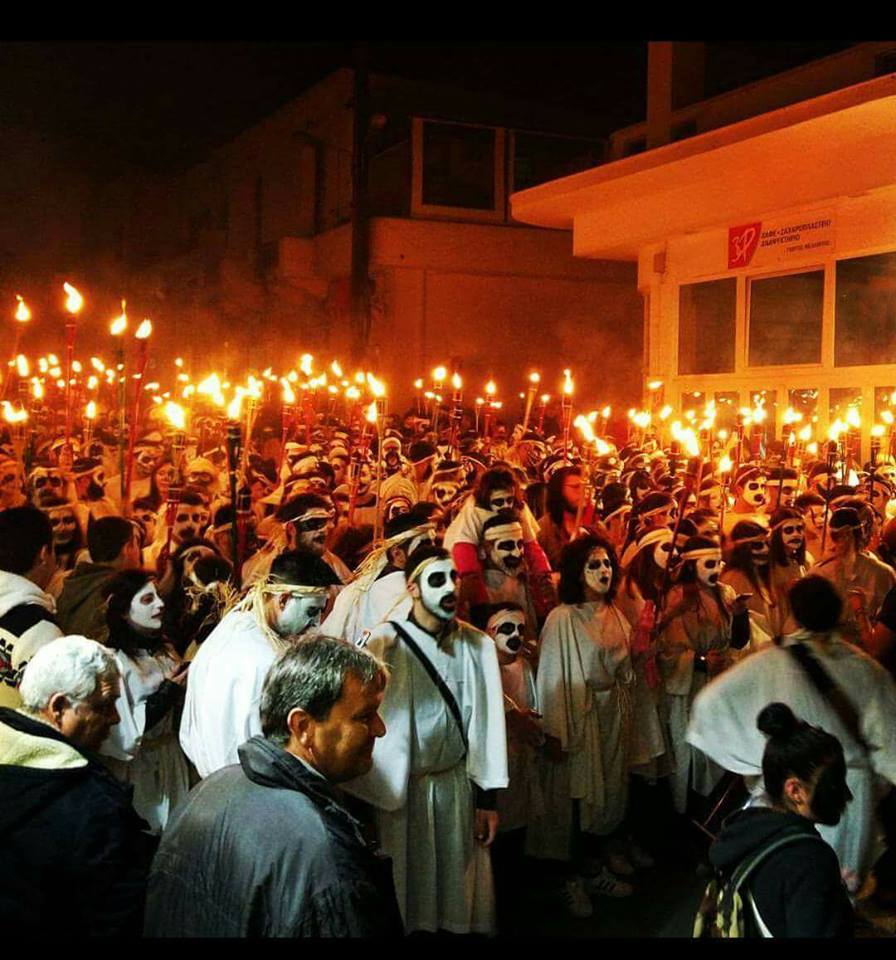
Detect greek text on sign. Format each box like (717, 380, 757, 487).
(728, 213, 835, 269)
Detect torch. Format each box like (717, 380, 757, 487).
(448, 372, 463, 456)
(561, 369, 574, 454)
(279, 378, 297, 472)
(522, 371, 540, 433)
(431, 365, 446, 435)
(226, 395, 244, 586)
(124, 319, 152, 501)
(718, 454, 733, 531)
(2, 295, 31, 402)
(367, 375, 387, 544)
(871, 424, 884, 470)
(83, 400, 97, 452)
(820, 440, 839, 556)
(62, 282, 83, 453)
(483, 380, 497, 441)
(347, 401, 377, 526)
(110, 304, 128, 500)
(24, 378, 43, 475)
(537, 393, 550, 434)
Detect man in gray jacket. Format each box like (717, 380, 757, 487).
(144, 634, 403, 937)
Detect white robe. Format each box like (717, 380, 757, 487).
(528, 601, 634, 860)
(347, 617, 508, 935)
(443, 494, 540, 552)
(498, 657, 544, 833)
(321, 569, 411, 645)
(687, 632, 896, 886)
(100, 648, 190, 834)
(179, 610, 279, 778)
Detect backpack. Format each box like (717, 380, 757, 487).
(693, 830, 825, 938)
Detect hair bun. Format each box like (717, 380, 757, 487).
(757, 702, 800, 740)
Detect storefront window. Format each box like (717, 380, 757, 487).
(788, 388, 819, 424)
(678, 278, 736, 375)
(714, 391, 740, 434)
(750, 389, 778, 441)
(748, 270, 823, 367)
(874, 386, 896, 427)
(421, 121, 497, 210)
(829, 387, 863, 424)
(835, 252, 896, 366)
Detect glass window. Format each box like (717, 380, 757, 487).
(750, 390, 778, 441)
(788, 388, 819, 425)
(421, 121, 496, 210)
(830, 387, 863, 425)
(512, 133, 603, 193)
(835, 252, 896, 366)
(714, 391, 740, 435)
(748, 271, 823, 366)
(875, 386, 896, 424)
(678, 278, 736, 375)
(680, 391, 707, 422)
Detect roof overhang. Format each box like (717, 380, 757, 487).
(511, 74, 896, 260)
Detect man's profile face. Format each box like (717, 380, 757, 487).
(306, 672, 386, 783)
(562, 474, 583, 511)
(57, 675, 121, 751)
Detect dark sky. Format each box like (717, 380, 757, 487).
(0, 41, 856, 184)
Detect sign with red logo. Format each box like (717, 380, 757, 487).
(727, 212, 835, 270)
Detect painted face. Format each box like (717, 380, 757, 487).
(30, 469, 64, 506)
(748, 536, 770, 565)
(384, 497, 412, 524)
(126, 581, 164, 635)
(653, 539, 673, 570)
(135, 448, 161, 477)
(486, 609, 527, 656)
(519, 441, 545, 469)
(291, 510, 334, 556)
(742, 476, 767, 507)
(46, 507, 78, 548)
(695, 553, 723, 587)
(778, 521, 805, 556)
(584, 546, 613, 595)
(767, 480, 797, 508)
(562, 474, 583, 511)
(485, 525, 525, 576)
(173, 505, 210, 544)
(186, 469, 215, 490)
(432, 481, 460, 508)
(275, 590, 327, 637)
(0, 465, 19, 495)
(154, 465, 176, 498)
(417, 558, 459, 621)
(488, 488, 515, 512)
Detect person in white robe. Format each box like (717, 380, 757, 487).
(346, 544, 508, 935)
(688, 573, 896, 892)
(179, 551, 336, 778)
(527, 533, 637, 907)
(321, 512, 435, 645)
(98, 571, 189, 833)
(480, 514, 540, 648)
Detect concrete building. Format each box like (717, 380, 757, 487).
(91, 68, 642, 412)
(512, 42, 896, 459)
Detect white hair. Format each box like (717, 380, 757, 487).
(19, 635, 119, 713)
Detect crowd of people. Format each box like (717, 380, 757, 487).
(3, 392, 896, 939)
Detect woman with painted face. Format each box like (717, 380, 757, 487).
(619, 491, 677, 565)
(529, 534, 641, 915)
(147, 458, 177, 511)
(766, 507, 810, 636)
(163, 542, 233, 658)
(658, 535, 751, 815)
(40, 495, 84, 597)
(721, 521, 775, 649)
(707, 703, 853, 938)
(99, 570, 191, 834)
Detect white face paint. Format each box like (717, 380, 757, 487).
(653, 539, 673, 570)
(126, 582, 165, 635)
(432, 481, 460, 508)
(487, 610, 527, 656)
(488, 488, 515, 512)
(485, 525, 525, 576)
(695, 554, 723, 587)
(742, 476, 767, 508)
(584, 546, 613, 595)
(416, 558, 459, 621)
(275, 591, 327, 637)
(779, 521, 805, 555)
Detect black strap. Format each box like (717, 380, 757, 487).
(0, 603, 59, 636)
(787, 641, 871, 754)
(389, 620, 467, 752)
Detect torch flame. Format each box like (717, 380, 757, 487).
(1, 401, 28, 424)
(15, 295, 30, 323)
(451, 373, 462, 391)
(798, 425, 812, 442)
(647, 379, 663, 391)
(541, 393, 550, 404)
(345, 385, 361, 401)
(846, 407, 861, 429)
(719, 455, 733, 474)
(782, 406, 803, 426)
(227, 392, 243, 420)
(366, 373, 386, 399)
(828, 419, 847, 441)
(659, 404, 673, 421)
(87, 375, 98, 390)
(574, 414, 595, 443)
(135, 319, 152, 339)
(365, 400, 378, 424)
(300, 354, 313, 377)
(85, 401, 97, 421)
(330, 360, 343, 378)
(562, 369, 574, 396)
(601, 405, 611, 419)
(16, 355, 29, 377)
(485, 380, 496, 397)
(872, 424, 886, 438)
(110, 301, 127, 335)
(413, 378, 423, 390)
(433, 365, 447, 383)
(882, 410, 895, 426)
(31, 378, 44, 400)
(280, 378, 296, 405)
(529, 372, 541, 385)
(164, 401, 186, 430)
(63, 282, 83, 314)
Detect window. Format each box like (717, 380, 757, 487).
(750, 390, 778, 441)
(671, 118, 698, 142)
(788, 388, 819, 428)
(622, 137, 646, 157)
(714, 391, 740, 434)
(512, 132, 603, 193)
(875, 386, 896, 424)
(748, 270, 823, 367)
(678, 278, 736, 375)
(835, 251, 896, 366)
(829, 387, 863, 424)
(421, 121, 496, 210)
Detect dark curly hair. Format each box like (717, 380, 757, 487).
(103, 569, 165, 659)
(473, 466, 522, 511)
(558, 533, 619, 605)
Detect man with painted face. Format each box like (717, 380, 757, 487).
(108, 432, 163, 505)
(180, 550, 341, 778)
(27, 466, 66, 508)
(0, 455, 26, 512)
(67, 457, 118, 536)
(322, 507, 436, 645)
(764, 466, 800, 514)
(688, 575, 896, 894)
(721, 521, 774, 648)
(144, 489, 211, 571)
(723, 466, 770, 536)
(346, 543, 508, 935)
(480, 512, 539, 648)
(40, 496, 84, 597)
(766, 507, 810, 636)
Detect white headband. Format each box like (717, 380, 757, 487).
(482, 522, 524, 542)
(680, 548, 722, 562)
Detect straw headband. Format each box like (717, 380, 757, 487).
(680, 548, 722, 562)
(482, 522, 524, 542)
(407, 554, 450, 585)
(486, 608, 525, 631)
(604, 504, 631, 523)
(228, 579, 329, 653)
(640, 504, 672, 519)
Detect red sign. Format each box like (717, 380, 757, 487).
(728, 222, 761, 269)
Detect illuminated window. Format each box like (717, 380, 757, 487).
(714, 391, 740, 434)
(835, 252, 896, 367)
(678, 278, 736, 375)
(788, 388, 819, 426)
(829, 387, 863, 424)
(750, 389, 778, 441)
(875, 386, 896, 424)
(748, 271, 823, 367)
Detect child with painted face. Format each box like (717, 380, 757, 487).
(660, 535, 752, 816)
(531, 534, 642, 914)
(99, 570, 191, 834)
(721, 521, 773, 646)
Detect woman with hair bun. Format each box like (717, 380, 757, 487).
(708, 702, 853, 937)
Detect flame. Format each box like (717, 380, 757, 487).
(87, 375, 98, 390)
(135, 319, 152, 339)
(828, 419, 847, 441)
(882, 410, 895, 426)
(658, 404, 673, 421)
(671, 421, 700, 456)
(562, 369, 574, 397)
(798, 425, 812, 442)
(197, 373, 225, 407)
(48, 354, 58, 366)
(246, 375, 263, 400)
(719, 455, 733, 474)
(529, 372, 541, 385)
(31, 378, 44, 400)
(110, 301, 127, 336)
(353, 371, 365, 385)
(872, 424, 886, 438)
(632, 411, 652, 430)
(485, 380, 496, 397)
(330, 360, 343, 378)
(91, 357, 105, 372)
(647, 379, 663, 391)
(85, 401, 97, 420)
(15, 355, 29, 377)
(601, 405, 611, 419)
(72, 360, 82, 374)
(846, 407, 861, 429)
(451, 373, 462, 391)
(540, 393, 550, 404)
(782, 406, 803, 426)
(299, 354, 313, 377)
(182, 384, 196, 399)
(227, 392, 243, 420)
(365, 400, 378, 424)
(2, 401, 28, 424)
(475, 397, 485, 406)
(574, 414, 595, 443)
(175, 357, 184, 368)
(15, 295, 30, 323)
(366, 373, 386, 398)
(717, 429, 729, 441)
(346, 385, 361, 401)
(327, 384, 338, 395)
(807, 441, 819, 456)
(164, 401, 186, 430)
(280, 378, 296, 404)
(49, 367, 62, 379)
(413, 378, 424, 390)
(63, 282, 83, 314)
(432, 365, 447, 383)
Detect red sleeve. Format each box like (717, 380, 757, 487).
(452, 542, 489, 608)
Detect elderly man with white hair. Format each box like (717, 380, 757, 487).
(0, 635, 154, 937)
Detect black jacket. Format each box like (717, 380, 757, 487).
(0, 707, 154, 937)
(710, 806, 853, 938)
(144, 735, 404, 937)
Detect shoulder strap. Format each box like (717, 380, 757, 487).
(731, 830, 826, 892)
(0, 603, 59, 636)
(389, 620, 468, 751)
(787, 641, 870, 754)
